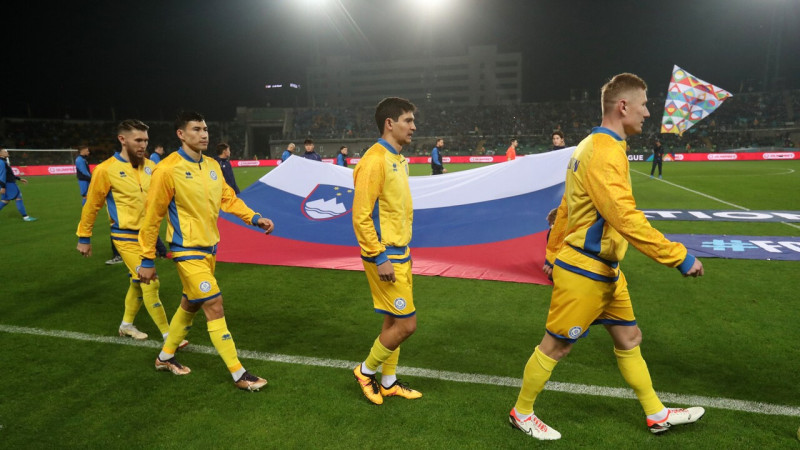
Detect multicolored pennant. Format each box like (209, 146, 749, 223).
(661, 65, 732, 135)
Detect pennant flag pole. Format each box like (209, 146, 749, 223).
(661, 65, 732, 136)
(216, 150, 574, 285)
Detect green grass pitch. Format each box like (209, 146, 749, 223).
(0, 160, 798, 448)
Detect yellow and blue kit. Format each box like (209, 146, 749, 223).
(76, 153, 156, 279)
(543, 127, 696, 341)
(138, 148, 263, 300)
(352, 138, 415, 317)
(77, 153, 155, 246)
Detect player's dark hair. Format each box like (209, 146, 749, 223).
(216, 142, 230, 155)
(375, 97, 416, 134)
(552, 130, 564, 139)
(175, 110, 205, 131)
(304, 138, 314, 145)
(339, 146, 347, 151)
(117, 119, 149, 134)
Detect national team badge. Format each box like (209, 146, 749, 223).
(209, 170, 218, 181)
(199, 281, 212, 293)
(568, 326, 583, 339)
(144, 167, 152, 175)
(394, 298, 406, 310)
(301, 184, 354, 221)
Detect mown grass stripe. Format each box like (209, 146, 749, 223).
(3, 323, 798, 418)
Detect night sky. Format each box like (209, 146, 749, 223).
(4, 0, 799, 121)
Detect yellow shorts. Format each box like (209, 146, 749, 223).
(363, 259, 415, 317)
(545, 265, 636, 343)
(112, 232, 144, 282)
(173, 252, 221, 303)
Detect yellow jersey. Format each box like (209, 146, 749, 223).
(545, 127, 695, 281)
(76, 153, 155, 243)
(138, 148, 262, 266)
(352, 139, 413, 265)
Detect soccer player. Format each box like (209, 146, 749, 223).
(75, 145, 92, 205)
(430, 138, 446, 175)
(149, 144, 165, 164)
(214, 142, 240, 194)
(76, 120, 176, 344)
(336, 146, 348, 167)
(508, 73, 706, 440)
(0, 148, 37, 221)
(137, 110, 274, 391)
(351, 97, 422, 405)
(281, 143, 295, 162)
(506, 138, 518, 161)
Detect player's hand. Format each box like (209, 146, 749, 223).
(542, 263, 553, 278)
(443, 168, 448, 173)
(138, 266, 157, 284)
(684, 258, 704, 277)
(0, 188, 5, 195)
(19, 178, 28, 184)
(377, 260, 396, 283)
(76, 242, 92, 257)
(256, 217, 274, 234)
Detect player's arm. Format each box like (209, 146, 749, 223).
(138, 167, 173, 282)
(76, 165, 111, 257)
(352, 157, 395, 281)
(585, 149, 699, 275)
(543, 195, 568, 274)
(77, 158, 92, 180)
(220, 182, 273, 233)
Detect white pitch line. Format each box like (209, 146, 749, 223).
(631, 169, 750, 210)
(631, 169, 800, 231)
(2, 324, 799, 418)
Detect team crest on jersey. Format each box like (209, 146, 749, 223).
(568, 326, 583, 339)
(209, 170, 218, 181)
(301, 184, 354, 221)
(394, 298, 407, 310)
(119, 171, 127, 177)
(144, 167, 152, 175)
(199, 281, 212, 293)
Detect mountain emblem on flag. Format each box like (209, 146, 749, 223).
(301, 184, 354, 220)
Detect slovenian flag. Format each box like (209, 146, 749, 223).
(217, 148, 573, 284)
(661, 65, 732, 136)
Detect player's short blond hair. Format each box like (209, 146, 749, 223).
(601, 73, 647, 116)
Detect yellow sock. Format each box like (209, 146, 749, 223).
(162, 306, 196, 354)
(208, 317, 243, 374)
(381, 347, 400, 376)
(140, 280, 169, 335)
(514, 346, 558, 415)
(122, 281, 143, 324)
(364, 336, 394, 372)
(615, 346, 665, 415)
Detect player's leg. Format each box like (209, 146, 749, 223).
(156, 295, 197, 375)
(510, 266, 603, 440)
(605, 272, 704, 434)
(201, 295, 267, 391)
(377, 315, 421, 399)
(117, 238, 170, 337)
(355, 260, 417, 403)
(119, 279, 147, 339)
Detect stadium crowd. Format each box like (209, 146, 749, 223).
(2, 89, 797, 165)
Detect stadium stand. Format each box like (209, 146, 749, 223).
(2, 90, 796, 163)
